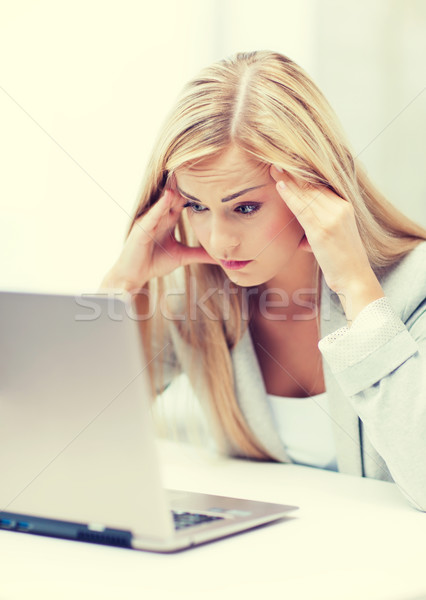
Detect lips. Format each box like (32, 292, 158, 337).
(219, 259, 253, 271)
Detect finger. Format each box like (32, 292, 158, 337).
(158, 183, 195, 237)
(270, 167, 312, 212)
(160, 192, 188, 235)
(270, 167, 309, 195)
(270, 164, 303, 188)
(168, 189, 187, 216)
(270, 164, 284, 180)
(270, 164, 312, 189)
(134, 190, 173, 235)
(280, 181, 321, 227)
(273, 178, 327, 237)
(271, 164, 343, 207)
(277, 179, 344, 228)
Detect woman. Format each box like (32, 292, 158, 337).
(101, 50, 426, 510)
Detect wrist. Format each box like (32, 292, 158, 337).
(336, 273, 384, 325)
(99, 270, 146, 294)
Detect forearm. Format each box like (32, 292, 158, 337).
(98, 267, 148, 294)
(319, 296, 426, 510)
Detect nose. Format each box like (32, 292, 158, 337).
(208, 215, 240, 258)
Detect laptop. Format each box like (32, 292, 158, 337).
(0, 290, 297, 552)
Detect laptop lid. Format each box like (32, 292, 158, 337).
(0, 290, 174, 539)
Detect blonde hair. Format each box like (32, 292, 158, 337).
(130, 50, 426, 459)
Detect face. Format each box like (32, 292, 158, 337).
(174, 145, 308, 288)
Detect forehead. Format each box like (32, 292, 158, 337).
(175, 146, 270, 190)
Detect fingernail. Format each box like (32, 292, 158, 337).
(278, 180, 286, 189)
(273, 164, 283, 172)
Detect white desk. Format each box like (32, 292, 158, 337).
(1, 440, 425, 600)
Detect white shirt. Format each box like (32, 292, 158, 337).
(267, 392, 338, 471)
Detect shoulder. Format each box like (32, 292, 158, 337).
(376, 241, 426, 322)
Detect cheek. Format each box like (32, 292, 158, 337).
(259, 209, 300, 245)
(187, 216, 208, 244)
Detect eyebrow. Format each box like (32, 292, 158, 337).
(176, 184, 267, 203)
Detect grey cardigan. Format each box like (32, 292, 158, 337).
(160, 241, 426, 511)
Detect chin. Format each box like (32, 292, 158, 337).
(226, 272, 268, 288)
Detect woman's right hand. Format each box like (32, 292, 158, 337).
(100, 188, 216, 292)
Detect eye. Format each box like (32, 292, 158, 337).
(183, 202, 207, 213)
(235, 203, 261, 216)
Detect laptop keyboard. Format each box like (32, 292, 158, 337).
(172, 510, 224, 531)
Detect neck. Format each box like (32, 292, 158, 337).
(250, 250, 320, 320)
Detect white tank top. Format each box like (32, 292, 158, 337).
(267, 392, 338, 471)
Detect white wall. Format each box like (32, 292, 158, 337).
(0, 0, 424, 293)
(211, 0, 317, 71)
(312, 0, 426, 228)
(0, 0, 220, 292)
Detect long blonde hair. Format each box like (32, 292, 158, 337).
(130, 50, 426, 459)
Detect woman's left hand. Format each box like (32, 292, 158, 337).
(270, 165, 384, 322)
